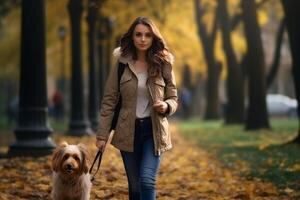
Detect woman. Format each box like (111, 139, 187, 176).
(96, 17, 178, 200)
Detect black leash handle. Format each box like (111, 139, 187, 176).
(89, 149, 103, 182)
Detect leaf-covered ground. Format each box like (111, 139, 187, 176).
(0, 126, 299, 200)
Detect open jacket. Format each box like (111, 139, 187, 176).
(97, 47, 178, 155)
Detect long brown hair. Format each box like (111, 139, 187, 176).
(120, 17, 171, 77)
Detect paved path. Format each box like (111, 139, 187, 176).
(0, 126, 297, 199)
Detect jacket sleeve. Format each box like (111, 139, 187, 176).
(97, 62, 119, 141)
(163, 64, 178, 117)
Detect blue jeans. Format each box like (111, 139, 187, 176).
(120, 117, 161, 200)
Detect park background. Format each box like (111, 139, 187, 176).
(0, 0, 300, 199)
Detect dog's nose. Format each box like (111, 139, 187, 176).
(66, 164, 73, 170)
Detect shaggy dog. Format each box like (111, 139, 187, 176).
(51, 142, 92, 200)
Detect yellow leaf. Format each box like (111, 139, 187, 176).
(287, 164, 300, 172)
(284, 187, 294, 194)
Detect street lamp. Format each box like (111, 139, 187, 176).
(87, 0, 100, 132)
(8, 0, 55, 156)
(55, 25, 67, 120)
(105, 17, 115, 74)
(67, 0, 93, 136)
(106, 17, 115, 39)
(58, 25, 67, 93)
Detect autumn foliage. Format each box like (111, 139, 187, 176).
(0, 126, 299, 199)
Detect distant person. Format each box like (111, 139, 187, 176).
(95, 17, 178, 200)
(52, 90, 64, 120)
(180, 86, 192, 118)
(6, 96, 19, 124)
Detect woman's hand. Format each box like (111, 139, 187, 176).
(95, 138, 106, 152)
(153, 100, 168, 114)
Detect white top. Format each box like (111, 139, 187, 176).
(136, 71, 151, 118)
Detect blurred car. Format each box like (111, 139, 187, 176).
(266, 94, 298, 118)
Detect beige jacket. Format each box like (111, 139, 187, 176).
(97, 47, 178, 155)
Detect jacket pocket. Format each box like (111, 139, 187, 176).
(153, 78, 166, 101)
(120, 74, 132, 85)
(116, 110, 128, 133)
(120, 73, 133, 97)
(120, 109, 128, 120)
(159, 116, 169, 146)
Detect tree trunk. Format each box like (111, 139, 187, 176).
(194, 0, 220, 119)
(241, 0, 270, 130)
(266, 18, 285, 88)
(281, 0, 300, 141)
(218, 0, 245, 124)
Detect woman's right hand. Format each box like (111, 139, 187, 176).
(95, 138, 106, 152)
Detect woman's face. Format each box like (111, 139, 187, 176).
(132, 24, 153, 52)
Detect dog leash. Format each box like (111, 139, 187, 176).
(89, 149, 103, 182)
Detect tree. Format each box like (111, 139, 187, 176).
(194, 0, 221, 119)
(0, 0, 20, 27)
(266, 18, 285, 88)
(218, 0, 245, 124)
(241, 0, 270, 130)
(281, 0, 300, 141)
(182, 64, 193, 91)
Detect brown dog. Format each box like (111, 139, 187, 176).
(51, 142, 92, 200)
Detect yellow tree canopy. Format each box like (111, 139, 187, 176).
(0, 0, 283, 85)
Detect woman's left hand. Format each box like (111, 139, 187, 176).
(153, 100, 168, 114)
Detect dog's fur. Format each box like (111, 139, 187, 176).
(51, 141, 92, 200)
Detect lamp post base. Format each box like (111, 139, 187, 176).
(67, 120, 94, 136)
(8, 137, 56, 157)
(90, 118, 99, 132)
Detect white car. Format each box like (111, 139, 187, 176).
(266, 94, 298, 118)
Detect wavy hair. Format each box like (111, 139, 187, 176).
(120, 17, 171, 77)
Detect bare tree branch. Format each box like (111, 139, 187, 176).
(194, 0, 209, 41)
(230, 0, 273, 30)
(266, 17, 285, 88)
(210, 3, 220, 42)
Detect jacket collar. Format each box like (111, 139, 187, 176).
(113, 47, 136, 75)
(113, 47, 132, 65)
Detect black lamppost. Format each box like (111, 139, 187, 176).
(105, 17, 115, 74)
(87, 0, 100, 132)
(58, 25, 67, 93)
(98, 16, 107, 103)
(67, 0, 92, 136)
(8, 0, 55, 156)
(98, 16, 115, 102)
(56, 25, 67, 120)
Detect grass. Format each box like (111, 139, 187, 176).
(178, 118, 300, 192)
